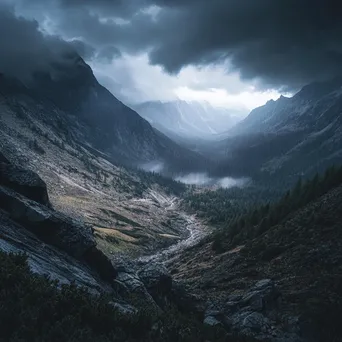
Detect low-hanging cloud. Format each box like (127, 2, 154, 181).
(7, 0, 342, 91)
(0, 4, 77, 80)
(175, 173, 249, 189)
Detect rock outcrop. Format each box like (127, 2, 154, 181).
(204, 279, 299, 341)
(0, 186, 95, 259)
(0, 157, 117, 284)
(0, 209, 112, 294)
(113, 270, 161, 316)
(0, 161, 50, 206)
(138, 263, 173, 302)
(0, 156, 196, 322)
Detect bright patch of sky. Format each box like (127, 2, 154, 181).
(91, 53, 283, 112)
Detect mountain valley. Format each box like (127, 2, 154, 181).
(134, 100, 245, 140)
(1, 46, 342, 342)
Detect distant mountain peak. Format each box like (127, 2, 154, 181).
(134, 100, 245, 140)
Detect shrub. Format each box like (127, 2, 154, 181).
(0, 250, 228, 342)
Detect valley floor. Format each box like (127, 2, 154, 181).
(0, 106, 210, 259)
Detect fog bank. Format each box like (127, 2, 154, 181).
(176, 173, 249, 189)
(138, 162, 249, 189)
(140, 161, 165, 173)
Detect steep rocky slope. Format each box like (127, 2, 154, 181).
(0, 82, 204, 256)
(208, 78, 342, 183)
(168, 182, 342, 341)
(0, 152, 221, 341)
(0, 129, 189, 260)
(232, 78, 342, 135)
(0, 54, 205, 173)
(0, 152, 114, 291)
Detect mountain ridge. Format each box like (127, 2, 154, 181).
(0, 53, 206, 173)
(206, 77, 342, 184)
(134, 99, 245, 140)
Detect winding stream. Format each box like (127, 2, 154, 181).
(137, 211, 208, 264)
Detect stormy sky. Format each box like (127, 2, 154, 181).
(1, 0, 342, 109)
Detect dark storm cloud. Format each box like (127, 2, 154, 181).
(59, 0, 147, 18)
(146, 0, 342, 90)
(0, 4, 79, 79)
(68, 39, 97, 60)
(69, 39, 120, 63)
(7, 0, 342, 89)
(97, 45, 121, 63)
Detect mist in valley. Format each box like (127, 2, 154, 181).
(139, 160, 249, 189)
(140, 161, 165, 173)
(175, 173, 249, 188)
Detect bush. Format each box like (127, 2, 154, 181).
(0, 251, 128, 341)
(0, 250, 229, 342)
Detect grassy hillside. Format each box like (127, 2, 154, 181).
(211, 165, 342, 252)
(170, 166, 342, 341)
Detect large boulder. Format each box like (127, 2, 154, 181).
(223, 279, 280, 317)
(138, 263, 172, 297)
(114, 271, 160, 316)
(170, 280, 204, 313)
(203, 280, 301, 341)
(0, 162, 50, 206)
(0, 185, 94, 258)
(233, 311, 272, 336)
(0, 185, 118, 282)
(239, 279, 280, 313)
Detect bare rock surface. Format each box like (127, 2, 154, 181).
(0, 186, 95, 259)
(0, 161, 50, 206)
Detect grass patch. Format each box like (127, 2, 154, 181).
(94, 227, 139, 243)
(100, 208, 143, 227)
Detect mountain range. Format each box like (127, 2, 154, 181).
(206, 78, 342, 184)
(134, 100, 245, 140)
